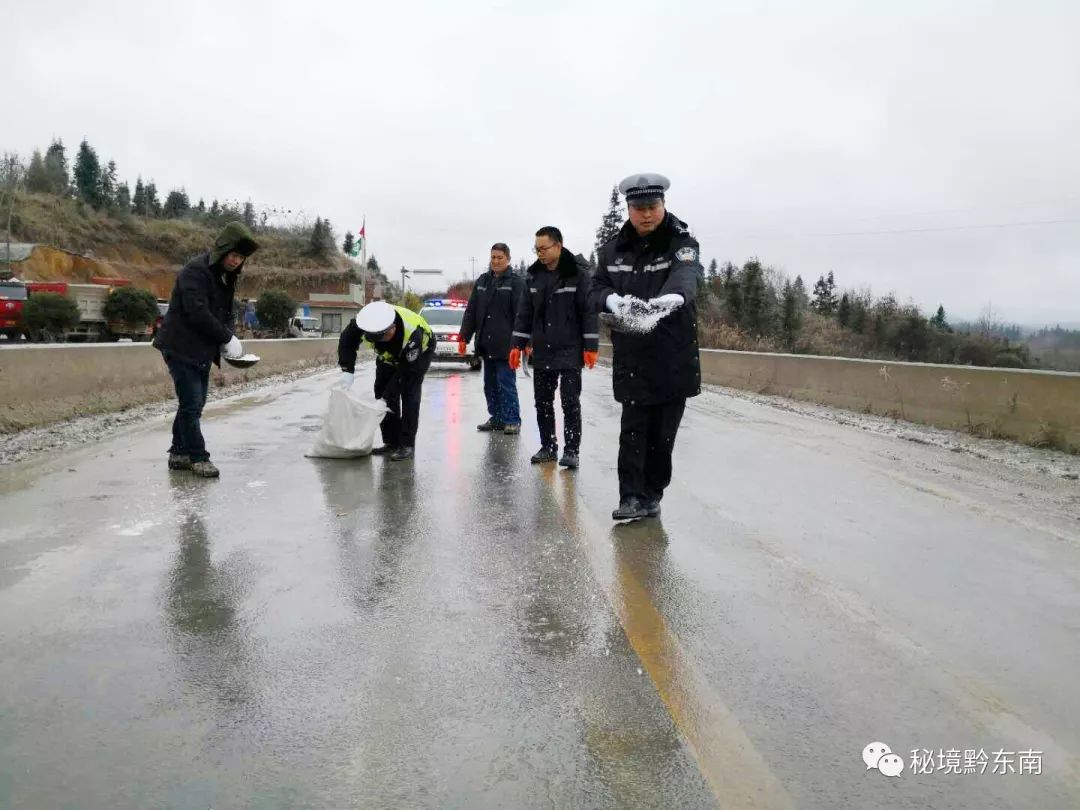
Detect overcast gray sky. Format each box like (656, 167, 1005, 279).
(10, 0, 1079, 323)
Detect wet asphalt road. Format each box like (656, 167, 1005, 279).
(1, 362, 1078, 809)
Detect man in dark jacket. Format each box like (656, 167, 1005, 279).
(511, 226, 599, 469)
(460, 242, 526, 435)
(337, 301, 435, 461)
(589, 174, 703, 520)
(154, 221, 259, 478)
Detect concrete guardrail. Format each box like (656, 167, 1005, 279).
(597, 345, 1080, 452)
(0, 339, 338, 434)
(4, 340, 1078, 452)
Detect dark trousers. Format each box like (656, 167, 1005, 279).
(618, 399, 687, 502)
(164, 355, 212, 462)
(533, 368, 582, 452)
(483, 357, 521, 426)
(375, 361, 426, 448)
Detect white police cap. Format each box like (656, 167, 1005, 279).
(356, 300, 395, 333)
(618, 173, 671, 205)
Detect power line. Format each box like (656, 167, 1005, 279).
(818, 217, 1080, 237)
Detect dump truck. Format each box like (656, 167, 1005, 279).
(24, 278, 153, 342)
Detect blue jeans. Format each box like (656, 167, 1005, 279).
(164, 354, 211, 462)
(483, 357, 520, 426)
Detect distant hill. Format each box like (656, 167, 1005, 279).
(3, 191, 367, 302)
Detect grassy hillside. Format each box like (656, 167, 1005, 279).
(4, 191, 364, 300)
(8, 191, 345, 269)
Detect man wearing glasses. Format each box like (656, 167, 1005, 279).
(589, 174, 703, 521)
(337, 300, 435, 461)
(511, 226, 599, 469)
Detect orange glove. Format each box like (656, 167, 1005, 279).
(584, 350, 598, 369)
(457, 340, 466, 355)
(509, 347, 521, 370)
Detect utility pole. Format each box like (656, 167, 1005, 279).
(470, 256, 476, 281)
(400, 266, 410, 298)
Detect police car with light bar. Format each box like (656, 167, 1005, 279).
(420, 299, 481, 370)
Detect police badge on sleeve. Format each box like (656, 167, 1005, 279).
(675, 246, 698, 262)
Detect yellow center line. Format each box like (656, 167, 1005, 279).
(540, 466, 794, 809)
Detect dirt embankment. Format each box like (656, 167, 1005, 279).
(14, 244, 351, 302)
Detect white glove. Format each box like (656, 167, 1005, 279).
(605, 293, 625, 313)
(337, 371, 355, 390)
(222, 336, 243, 358)
(649, 293, 685, 310)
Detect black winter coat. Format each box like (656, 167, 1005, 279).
(512, 250, 598, 371)
(460, 269, 524, 360)
(153, 253, 237, 367)
(589, 212, 703, 404)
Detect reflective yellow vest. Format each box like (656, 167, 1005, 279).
(361, 305, 432, 365)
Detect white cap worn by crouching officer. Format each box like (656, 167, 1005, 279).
(338, 301, 398, 390)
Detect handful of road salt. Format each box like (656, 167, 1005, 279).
(601, 296, 681, 335)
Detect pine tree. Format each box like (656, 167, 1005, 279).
(115, 182, 131, 212)
(342, 231, 355, 256)
(721, 262, 742, 322)
(837, 293, 852, 327)
(588, 250, 597, 272)
(780, 280, 801, 346)
(243, 201, 257, 230)
(811, 273, 838, 315)
(851, 299, 868, 333)
(25, 150, 50, 193)
(196, 198, 206, 214)
(101, 160, 118, 208)
(43, 140, 70, 196)
(930, 305, 949, 331)
(309, 217, 326, 256)
(209, 199, 221, 219)
(132, 177, 147, 215)
(74, 140, 104, 208)
(740, 259, 770, 336)
(145, 182, 162, 217)
(793, 275, 809, 311)
(707, 258, 718, 280)
(321, 219, 336, 253)
(594, 185, 624, 256)
(162, 189, 190, 218)
(366, 255, 381, 275)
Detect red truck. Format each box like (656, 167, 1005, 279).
(18, 278, 153, 342)
(0, 278, 28, 340)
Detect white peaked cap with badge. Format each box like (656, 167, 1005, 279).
(356, 300, 396, 333)
(618, 173, 671, 205)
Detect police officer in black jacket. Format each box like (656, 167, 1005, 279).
(154, 221, 259, 478)
(460, 242, 526, 435)
(512, 226, 599, 469)
(589, 174, 703, 520)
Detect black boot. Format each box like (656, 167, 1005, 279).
(477, 418, 504, 432)
(642, 499, 661, 518)
(530, 447, 558, 464)
(370, 445, 396, 456)
(558, 451, 579, 469)
(612, 497, 649, 521)
(390, 446, 415, 461)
